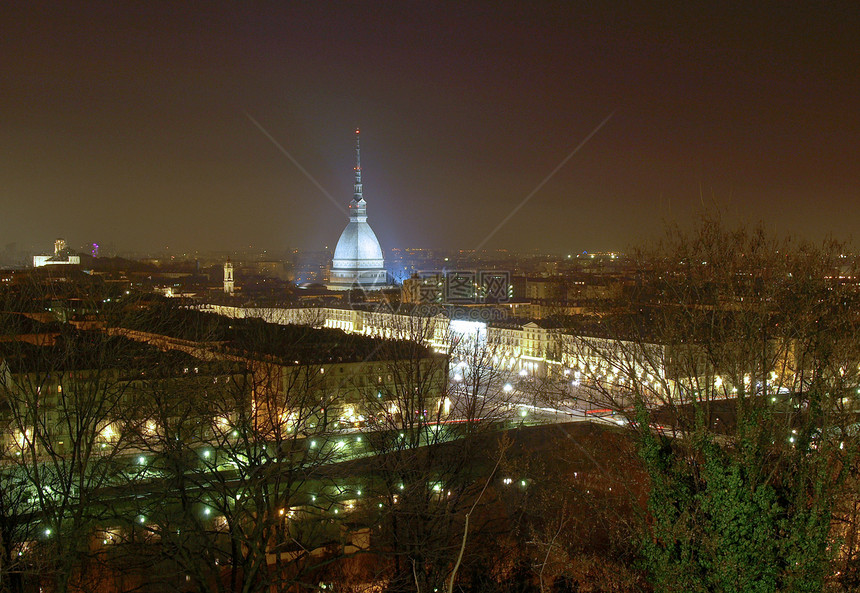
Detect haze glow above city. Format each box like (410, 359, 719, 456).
(2, 2, 858, 255)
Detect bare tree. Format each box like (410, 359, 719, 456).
(125, 308, 385, 592)
(0, 403, 36, 593)
(0, 277, 159, 592)
(498, 423, 646, 593)
(565, 215, 860, 592)
(350, 313, 516, 592)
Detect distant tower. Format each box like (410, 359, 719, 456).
(328, 128, 387, 290)
(224, 258, 234, 296)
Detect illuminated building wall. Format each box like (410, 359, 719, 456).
(200, 304, 671, 390)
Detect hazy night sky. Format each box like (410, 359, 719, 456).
(2, 2, 858, 256)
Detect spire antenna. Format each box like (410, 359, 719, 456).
(353, 128, 363, 202)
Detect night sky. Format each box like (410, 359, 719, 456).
(2, 2, 858, 256)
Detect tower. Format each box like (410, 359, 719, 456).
(328, 129, 388, 290)
(224, 258, 234, 296)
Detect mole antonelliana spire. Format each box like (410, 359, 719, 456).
(353, 127, 363, 202)
(327, 129, 388, 290)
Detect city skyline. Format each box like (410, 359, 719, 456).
(2, 2, 858, 255)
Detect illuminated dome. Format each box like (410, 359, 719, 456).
(332, 200, 384, 265)
(328, 130, 388, 291)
